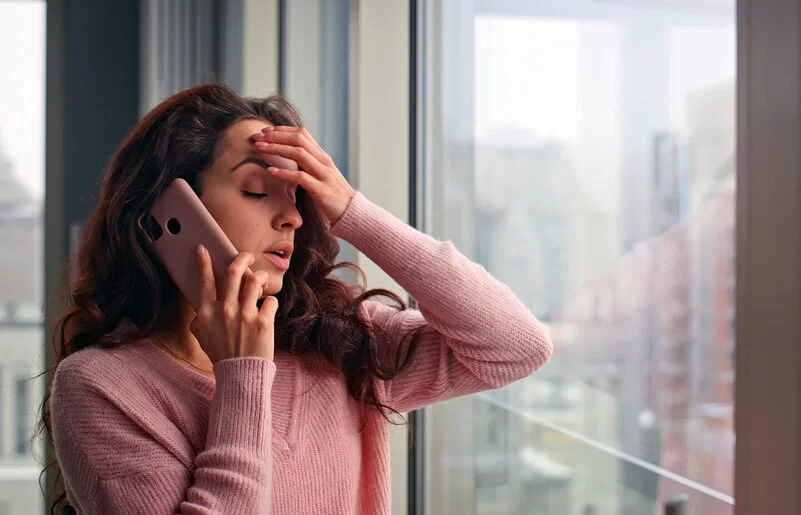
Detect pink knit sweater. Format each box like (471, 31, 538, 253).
(50, 192, 553, 514)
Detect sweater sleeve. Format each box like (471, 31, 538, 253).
(50, 355, 275, 514)
(331, 193, 553, 413)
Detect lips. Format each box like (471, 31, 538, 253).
(264, 241, 293, 271)
(266, 240, 293, 258)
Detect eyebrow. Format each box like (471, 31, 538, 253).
(231, 157, 268, 172)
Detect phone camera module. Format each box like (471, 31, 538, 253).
(166, 218, 182, 235)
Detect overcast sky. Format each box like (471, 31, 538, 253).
(0, 1, 45, 200)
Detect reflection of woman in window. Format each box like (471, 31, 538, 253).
(37, 84, 552, 514)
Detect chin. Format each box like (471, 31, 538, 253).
(266, 277, 285, 295)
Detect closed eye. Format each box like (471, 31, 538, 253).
(243, 191, 267, 199)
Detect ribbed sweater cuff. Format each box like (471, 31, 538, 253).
(207, 358, 275, 450)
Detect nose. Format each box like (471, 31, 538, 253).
(273, 198, 303, 231)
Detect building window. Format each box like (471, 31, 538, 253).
(15, 378, 29, 456)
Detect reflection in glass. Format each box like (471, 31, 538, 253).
(422, 2, 735, 514)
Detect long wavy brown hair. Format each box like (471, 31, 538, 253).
(36, 83, 421, 512)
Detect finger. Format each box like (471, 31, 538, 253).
(266, 167, 320, 193)
(253, 142, 326, 179)
(259, 295, 279, 319)
(242, 270, 269, 309)
(196, 245, 217, 305)
(258, 128, 329, 163)
(223, 252, 256, 307)
(263, 125, 324, 151)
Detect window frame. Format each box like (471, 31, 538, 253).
(734, 1, 801, 514)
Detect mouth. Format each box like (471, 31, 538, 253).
(264, 241, 293, 271)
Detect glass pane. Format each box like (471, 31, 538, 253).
(421, 1, 735, 514)
(282, 0, 358, 281)
(0, 1, 46, 513)
(283, 0, 350, 181)
(13, 380, 28, 456)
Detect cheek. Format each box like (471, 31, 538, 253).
(204, 196, 263, 252)
(221, 218, 263, 252)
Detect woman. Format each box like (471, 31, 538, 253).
(40, 83, 552, 514)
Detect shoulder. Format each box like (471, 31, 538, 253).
(54, 342, 138, 392)
(53, 345, 123, 396)
(51, 341, 160, 420)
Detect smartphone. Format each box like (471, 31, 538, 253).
(138, 178, 252, 312)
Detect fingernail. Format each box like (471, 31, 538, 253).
(251, 133, 265, 140)
(255, 142, 268, 149)
(267, 167, 278, 173)
(197, 245, 205, 255)
(263, 126, 275, 132)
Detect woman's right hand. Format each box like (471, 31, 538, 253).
(189, 246, 277, 364)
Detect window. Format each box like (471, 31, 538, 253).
(280, 0, 358, 281)
(0, 368, 4, 457)
(13, 379, 28, 456)
(281, 0, 350, 181)
(417, 1, 735, 514)
(0, 1, 46, 513)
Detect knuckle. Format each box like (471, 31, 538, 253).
(221, 304, 237, 321)
(257, 315, 274, 330)
(190, 315, 208, 335)
(254, 273, 269, 286)
(196, 306, 213, 323)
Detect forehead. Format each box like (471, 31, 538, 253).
(221, 119, 299, 170)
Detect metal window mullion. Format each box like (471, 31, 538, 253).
(735, 0, 801, 513)
(408, 2, 426, 513)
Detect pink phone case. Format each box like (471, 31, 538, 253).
(141, 178, 243, 312)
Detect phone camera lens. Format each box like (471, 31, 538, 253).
(166, 218, 181, 235)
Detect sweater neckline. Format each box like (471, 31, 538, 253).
(141, 338, 217, 398)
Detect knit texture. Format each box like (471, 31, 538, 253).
(50, 192, 553, 514)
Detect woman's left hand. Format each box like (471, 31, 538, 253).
(252, 126, 355, 225)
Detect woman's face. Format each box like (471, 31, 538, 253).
(200, 119, 303, 294)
